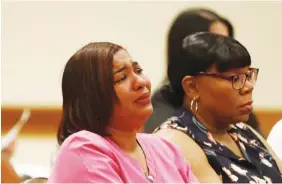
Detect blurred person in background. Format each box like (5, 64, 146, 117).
(144, 8, 262, 135)
(1, 109, 49, 182)
(154, 32, 282, 183)
(1, 110, 27, 183)
(1, 140, 21, 183)
(22, 177, 48, 184)
(48, 42, 198, 183)
(267, 119, 282, 160)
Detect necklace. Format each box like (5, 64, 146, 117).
(192, 116, 229, 134)
(146, 174, 154, 183)
(137, 141, 154, 183)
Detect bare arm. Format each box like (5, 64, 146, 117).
(155, 128, 222, 183)
(246, 124, 282, 173)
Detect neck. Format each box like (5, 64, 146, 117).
(183, 97, 230, 135)
(195, 111, 229, 135)
(107, 126, 138, 152)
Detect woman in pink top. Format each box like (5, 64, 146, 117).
(48, 42, 198, 183)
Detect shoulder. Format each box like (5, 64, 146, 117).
(154, 128, 202, 151)
(138, 133, 174, 148)
(53, 131, 117, 173)
(62, 130, 111, 150)
(153, 128, 208, 162)
(154, 129, 221, 183)
(138, 133, 177, 145)
(49, 131, 122, 183)
(138, 133, 184, 158)
(57, 130, 114, 162)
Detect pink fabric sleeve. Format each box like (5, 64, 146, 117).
(185, 161, 199, 183)
(48, 133, 123, 183)
(172, 145, 199, 183)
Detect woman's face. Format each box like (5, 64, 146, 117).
(209, 21, 229, 36)
(111, 49, 153, 131)
(193, 66, 257, 124)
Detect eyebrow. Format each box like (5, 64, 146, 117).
(113, 61, 139, 74)
(113, 66, 126, 74)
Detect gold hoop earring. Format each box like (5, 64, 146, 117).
(190, 97, 199, 113)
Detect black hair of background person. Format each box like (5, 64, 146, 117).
(144, 8, 262, 136)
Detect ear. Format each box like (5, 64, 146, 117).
(182, 75, 199, 100)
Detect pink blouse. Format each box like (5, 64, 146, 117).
(48, 130, 198, 183)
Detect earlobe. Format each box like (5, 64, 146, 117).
(182, 76, 198, 99)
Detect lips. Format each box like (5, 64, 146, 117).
(239, 101, 253, 107)
(135, 92, 151, 105)
(238, 101, 253, 113)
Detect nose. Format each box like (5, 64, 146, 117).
(133, 74, 147, 91)
(240, 79, 254, 95)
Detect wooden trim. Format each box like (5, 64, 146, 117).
(254, 109, 282, 137)
(1, 106, 62, 137)
(1, 106, 282, 137)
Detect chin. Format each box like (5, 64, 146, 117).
(137, 105, 153, 121)
(235, 113, 250, 123)
(143, 105, 153, 118)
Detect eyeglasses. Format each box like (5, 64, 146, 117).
(196, 68, 259, 90)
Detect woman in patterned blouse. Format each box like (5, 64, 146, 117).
(154, 32, 282, 183)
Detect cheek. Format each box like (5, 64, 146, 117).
(199, 80, 237, 108)
(217, 82, 239, 106)
(114, 82, 134, 108)
(217, 88, 237, 107)
(114, 85, 127, 104)
(145, 77, 151, 91)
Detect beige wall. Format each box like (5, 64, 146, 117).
(11, 137, 57, 176)
(2, 1, 282, 109)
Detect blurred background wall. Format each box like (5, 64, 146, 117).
(2, 0, 282, 176)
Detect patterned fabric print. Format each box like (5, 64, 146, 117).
(155, 109, 282, 183)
